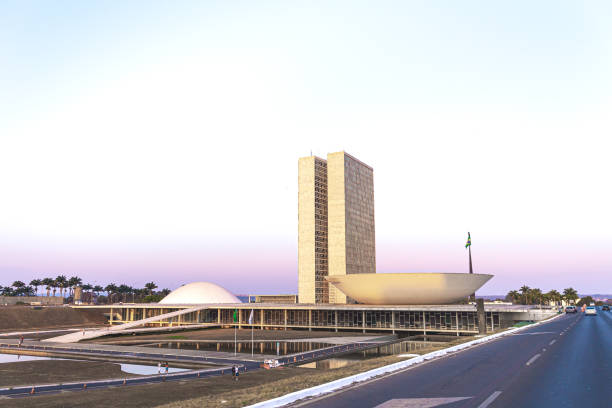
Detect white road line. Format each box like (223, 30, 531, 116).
(477, 391, 502, 408)
(549, 339, 556, 345)
(526, 354, 541, 366)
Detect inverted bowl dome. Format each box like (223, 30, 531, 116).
(326, 273, 493, 305)
(159, 282, 240, 304)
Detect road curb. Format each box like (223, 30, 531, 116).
(246, 313, 564, 408)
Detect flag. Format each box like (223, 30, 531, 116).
(248, 309, 254, 325)
(233, 308, 238, 322)
(465, 232, 471, 248)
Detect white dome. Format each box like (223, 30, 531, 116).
(159, 282, 240, 304)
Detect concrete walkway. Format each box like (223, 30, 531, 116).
(2, 338, 273, 363)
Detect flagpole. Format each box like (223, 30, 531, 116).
(234, 324, 237, 356)
(469, 232, 475, 301)
(251, 321, 254, 357)
(469, 244, 473, 274)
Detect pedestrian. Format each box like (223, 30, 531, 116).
(235, 366, 239, 382)
(157, 362, 161, 374)
(231, 365, 235, 379)
(165, 361, 169, 375)
(82, 328, 85, 336)
(19, 335, 23, 347)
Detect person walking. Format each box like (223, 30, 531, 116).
(164, 361, 169, 375)
(231, 365, 236, 380)
(157, 362, 161, 374)
(19, 335, 23, 347)
(235, 366, 239, 382)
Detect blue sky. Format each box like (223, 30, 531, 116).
(1, 1, 610, 294)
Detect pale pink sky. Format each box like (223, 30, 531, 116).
(1, 235, 610, 295)
(1, 2, 611, 296)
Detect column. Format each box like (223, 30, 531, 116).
(455, 311, 459, 336)
(477, 299, 486, 334)
(334, 310, 338, 332)
(308, 309, 312, 331)
(362, 310, 366, 334)
(391, 312, 395, 335)
(423, 311, 426, 337)
(260, 309, 264, 330)
(284, 309, 287, 331)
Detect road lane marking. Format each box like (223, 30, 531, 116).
(477, 391, 502, 408)
(549, 339, 556, 345)
(509, 331, 554, 336)
(526, 354, 541, 366)
(374, 397, 472, 407)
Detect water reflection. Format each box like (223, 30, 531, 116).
(0, 353, 186, 375)
(139, 341, 333, 356)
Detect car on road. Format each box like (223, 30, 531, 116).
(585, 306, 597, 316)
(565, 306, 577, 313)
(602, 304, 610, 311)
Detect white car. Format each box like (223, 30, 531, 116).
(585, 306, 597, 315)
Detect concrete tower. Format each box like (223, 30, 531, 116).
(327, 152, 376, 303)
(298, 151, 375, 304)
(298, 156, 329, 304)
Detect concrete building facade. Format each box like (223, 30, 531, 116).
(327, 152, 376, 303)
(298, 151, 375, 304)
(298, 156, 329, 304)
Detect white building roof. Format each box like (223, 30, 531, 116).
(159, 281, 240, 304)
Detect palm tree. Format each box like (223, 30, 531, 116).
(117, 284, 132, 302)
(506, 290, 520, 304)
(82, 283, 93, 303)
(68, 276, 82, 297)
(145, 282, 158, 295)
(563, 287, 579, 304)
(12, 281, 26, 295)
(530, 288, 543, 306)
(61, 280, 70, 299)
(519, 285, 531, 305)
(105, 283, 118, 304)
(93, 285, 103, 296)
(29, 279, 42, 296)
(55, 275, 68, 298)
(546, 290, 561, 305)
(42, 278, 54, 297)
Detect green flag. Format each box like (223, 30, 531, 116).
(465, 232, 471, 248)
(233, 308, 238, 322)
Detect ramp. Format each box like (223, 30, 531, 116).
(44, 306, 209, 343)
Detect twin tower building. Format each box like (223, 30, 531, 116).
(298, 151, 376, 304)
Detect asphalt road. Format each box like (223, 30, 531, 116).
(298, 310, 612, 408)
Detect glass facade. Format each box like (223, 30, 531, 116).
(112, 306, 503, 333)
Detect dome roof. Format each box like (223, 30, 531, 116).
(159, 282, 240, 304)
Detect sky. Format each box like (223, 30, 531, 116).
(1, 1, 611, 296)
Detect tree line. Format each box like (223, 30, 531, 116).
(505, 286, 579, 306)
(0, 276, 170, 304)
